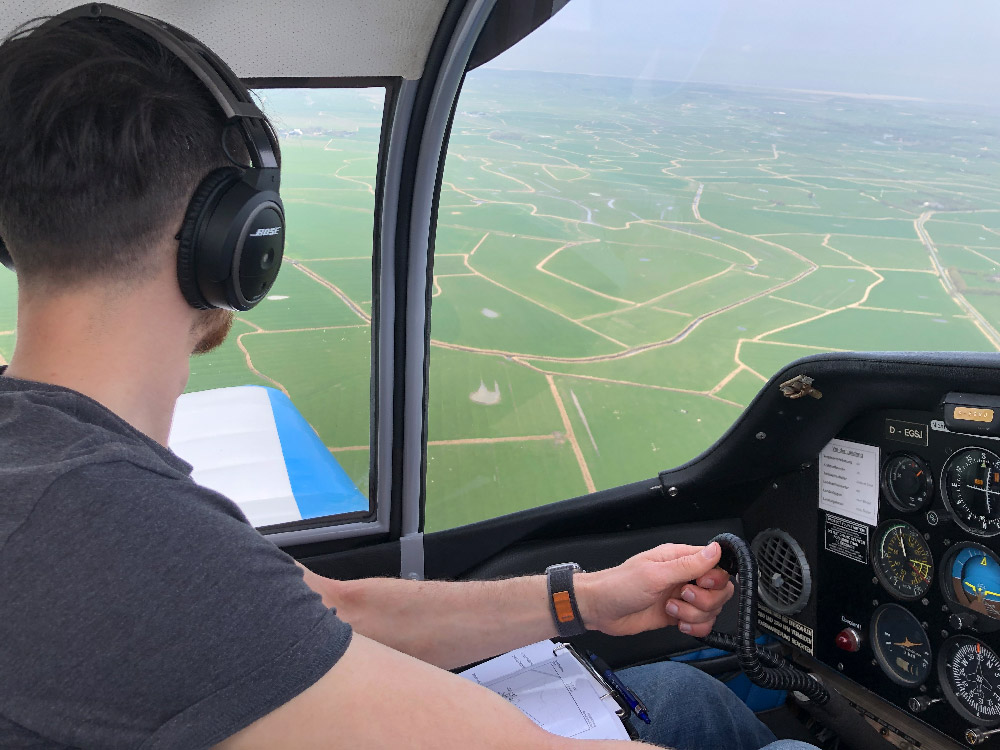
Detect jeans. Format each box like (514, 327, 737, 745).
(618, 660, 819, 750)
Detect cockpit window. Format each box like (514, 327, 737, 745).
(424, 0, 1000, 531)
(0, 278, 11, 365)
(182, 87, 384, 528)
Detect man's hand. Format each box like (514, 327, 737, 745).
(576, 542, 734, 637)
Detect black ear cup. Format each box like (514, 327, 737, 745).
(177, 167, 240, 309)
(176, 166, 284, 311)
(0, 236, 13, 271)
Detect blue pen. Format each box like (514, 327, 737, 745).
(587, 651, 651, 724)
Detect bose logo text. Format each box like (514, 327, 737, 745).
(250, 227, 281, 237)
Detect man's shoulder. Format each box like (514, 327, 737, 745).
(0, 381, 212, 553)
(0, 375, 190, 478)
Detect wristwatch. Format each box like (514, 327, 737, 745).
(546, 562, 586, 637)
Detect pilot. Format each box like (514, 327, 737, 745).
(0, 11, 818, 750)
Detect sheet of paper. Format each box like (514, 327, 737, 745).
(460, 640, 629, 740)
(818, 438, 880, 526)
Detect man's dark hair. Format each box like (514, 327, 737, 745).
(0, 17, 248, 287)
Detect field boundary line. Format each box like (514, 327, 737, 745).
(855, 305, 944, 317)
(962, 245, 1000, 267)
(576, 264, 734, 322)
(650, 307, 693, 317)
(431, 257, 816, 365)
(535, 239, 636, 305)
(242, 324, 369, 335)
(293, 261, 371, 323)
(869, 267, 936, 274)
(917, 210, 1000, 351)
(709, 365, 746, 396)
(546, 374, 595, 494)
(469, 232, 491, 256)
(516, 361, 743, 408)
(429, 435, 561, 447)
(235, 332, 289, 396)
(461, 251, 630, 349)
(744, 340, 849, 352)
(333, 159, 376, 195)
(569, 389, 600, 455)
(768, 295, 828, 312)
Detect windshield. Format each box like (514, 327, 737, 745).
(422, 0, 1000, 530)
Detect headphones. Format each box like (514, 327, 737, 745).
(0, 4, 285, 311)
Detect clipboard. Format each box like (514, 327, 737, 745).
(459, 638, 638, 741)
(552, 642, 640, 740)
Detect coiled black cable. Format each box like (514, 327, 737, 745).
(697, 532, 830, 704)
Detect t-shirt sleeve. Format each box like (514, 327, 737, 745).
(0, 461, 352, 749)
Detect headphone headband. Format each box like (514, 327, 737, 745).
(43, 4, 280, 179)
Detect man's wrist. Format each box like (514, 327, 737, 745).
(573, 570, 601, 632)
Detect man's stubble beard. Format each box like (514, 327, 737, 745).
(191, 308, 235, 355)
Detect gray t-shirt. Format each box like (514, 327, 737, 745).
(0, 369, 352, 748)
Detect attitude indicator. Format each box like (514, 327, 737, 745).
(944, 544, 1000, 622)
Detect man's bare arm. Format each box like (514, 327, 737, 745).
(299, 542, 733, 669)
(214, 633, 661, 750)
(302, 568, 559, 669)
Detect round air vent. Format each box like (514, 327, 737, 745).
(751, 529, 811, 615)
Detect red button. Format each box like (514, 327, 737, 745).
(835, 627, 861, 652)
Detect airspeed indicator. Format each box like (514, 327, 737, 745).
(872, 520, 934, 600)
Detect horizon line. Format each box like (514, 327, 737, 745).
(478, 66, 994, 108)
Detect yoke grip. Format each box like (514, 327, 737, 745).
(709, 532, 743, 577)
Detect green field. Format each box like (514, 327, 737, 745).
(0, 333, 14, 364)
(0, 270, 16, 333)
(6, 77, 1000, 533)
(425, 439, 588, 529)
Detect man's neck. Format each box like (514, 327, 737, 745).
(6, 280, 193, 446)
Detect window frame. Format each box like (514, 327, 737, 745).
(236, 76, 402, 546)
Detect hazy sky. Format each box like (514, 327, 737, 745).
(485, 0, 1000, 105)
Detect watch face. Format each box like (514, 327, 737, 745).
(547, 562, 582, 573)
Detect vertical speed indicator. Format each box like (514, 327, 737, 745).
(943, 448, 1000, 537)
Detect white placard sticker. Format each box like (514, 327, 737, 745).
(818, 438, 880, 526)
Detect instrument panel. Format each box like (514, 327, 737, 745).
(814, 408, 1000, 747)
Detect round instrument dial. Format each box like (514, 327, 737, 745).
(872, 520, 934, 600)
(882, 453, 934, 512)
(943, 544, 1000, 622)
(939, 636, 1000, 725)
(943, 448, 1000, 537)
(870, 604, 932, 687)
